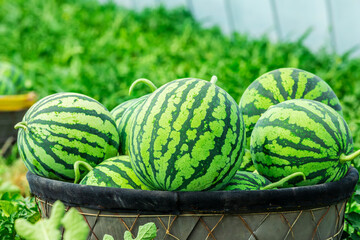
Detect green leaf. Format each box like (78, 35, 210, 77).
(0, 192, 22, 201)
(61, 208, 89, 240)
(135, 222, 157, 240)
(0, 200, 18, 217)
(346, 212, 360, 230)
(350, 232, 360, 240)
(47, 201, 65, 229)
(14, 200, 65, 240)
(15, 218, 61, 240)
(103, 234, 114, 240)
(26, 212, 41, 224)
(124, 231, 134, 240)
(354, 195, 360, 204)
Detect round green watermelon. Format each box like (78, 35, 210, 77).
(240, 68, 343, 148)
(129, 78, 246, 191)
(111, 95, 149, 155)
(0, 76, 16, 95)
(80, 155, 150, 190)
(15, 92, 120, 181)
(0, 62, 25, 93)
(238, 149, 255, 171)
(251, 99, 355, 186)
(224, 171, 306, 190)
(224, 171, 271, 190)
(111, 98, 142, 128)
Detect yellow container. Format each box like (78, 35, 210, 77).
(0, 92, 37, 155)
(0, 92, 37, 112)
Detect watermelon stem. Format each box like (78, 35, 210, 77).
(210, 75, 218, 84)
(14, 121, 28, 131)
(129, 78, 158, 96)
(261, 172, 306, 190)
(74, 161, 94, 184)
(340, 150, 360, 163)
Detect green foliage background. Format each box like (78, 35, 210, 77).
(1, 0, 360, 238)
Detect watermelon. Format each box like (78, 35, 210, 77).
(251, 99, 358, 186)
(111, 78, 158, 155)
(129, 77, 246, 191)
(224, 171, 271, 190)
(0, 76, 16, 95)
(238, 149, 255, 171)
(15, 92, 120, 181)
(79, 156, 150, 190)
(224, 171, 305, 190)
(110, 98, 140, 128)
(114, 95, 149, 155)
(0, 61, 25, 93)
(240, 68, 343, 148)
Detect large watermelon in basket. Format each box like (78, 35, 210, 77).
(129, 77, 246, 191)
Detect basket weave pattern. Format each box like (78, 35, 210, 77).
(36, 197, 346, 240)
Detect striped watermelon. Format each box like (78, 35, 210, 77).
(15, 92, 120, 181)
(111, 78, 158, 155)
(130, 77, 245, 191)
(240, 68, 343, 148)
(0, 76, 16, 95)
(251, 99, 357, 186)
(0, 62, 25, 93)
(224, 171, 271, 190)
(111, 98, 141, 128)
(111, 95, 149, 155)
(79, 156, 150, 190)
(238, 149, 255, 171)
(224, 171, 305, 190)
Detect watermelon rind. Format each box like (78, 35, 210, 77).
(129, 78, 246, 191)
(16, 92, 120, 181)
(240, 68, 343, 148)
(80, 155, 150, 190)
(251, 99, 352, 186)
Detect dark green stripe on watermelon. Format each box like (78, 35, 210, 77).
(110, 98, 140, 128)
(223, 171, 306, 190)
(130, 78, 245, 191)
(115, 95, 149, 155)
(16, 92, 120, 181)
(238, 149, 255, 171)
(223, 171, 271, 190)
(27, 93, 110, 119)
(251, 99, 353, 186)
(80, 156, 150, 190)
(240, 68, 343, 144)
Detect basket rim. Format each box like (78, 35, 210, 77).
(27, 167, 359, 214)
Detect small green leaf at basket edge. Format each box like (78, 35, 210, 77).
(14, 200, 65, 240)
(103, 234, 114, 240)
(61, 207, 89, 240)
(124, 222, 157, 240)
(124, 231, 134, 240)
(135, 222, 157, 240)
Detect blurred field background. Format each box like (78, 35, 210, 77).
(1, 0, 360, 239)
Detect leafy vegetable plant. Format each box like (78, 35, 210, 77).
(0, 183, 39, 240)
(15, 200, 88, 240)
(342, 182, 360, 239)
(124, 222, 157, 240)
(13, 199, 156, 240)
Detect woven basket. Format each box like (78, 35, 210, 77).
(0, 92, 36, 155)
(27, 167, 358, 240)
